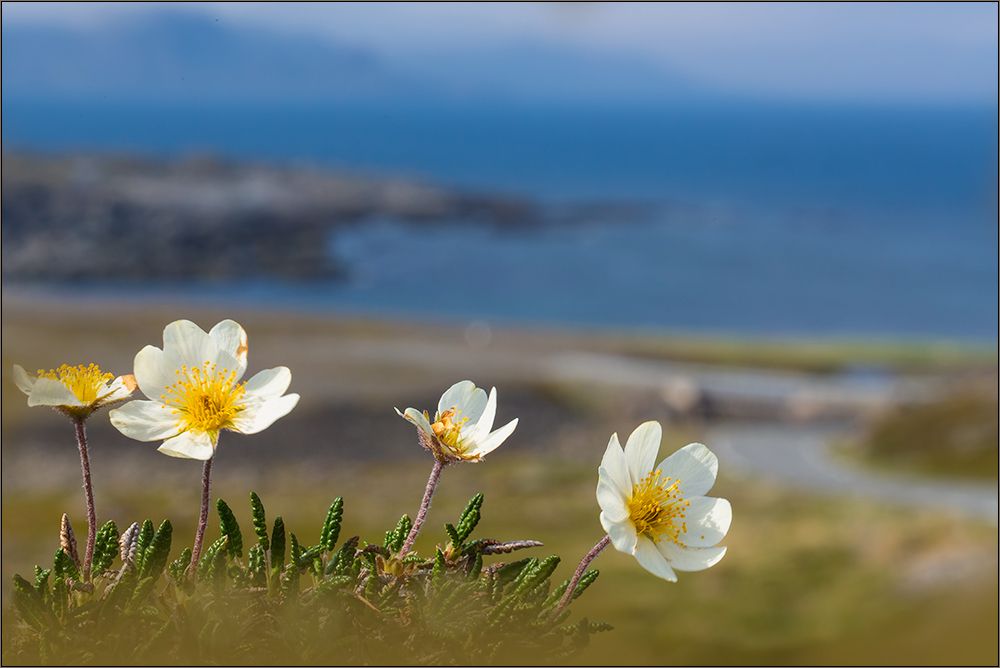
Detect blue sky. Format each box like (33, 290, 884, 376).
(2, 1, 997, 103)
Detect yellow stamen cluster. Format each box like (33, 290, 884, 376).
(430, 408, 469, 449)
(628, 469, 689, 544)
(38, 364, 114, 404)
(161, 361, 246, 437)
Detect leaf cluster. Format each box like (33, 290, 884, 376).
(4, 493, 608, 665)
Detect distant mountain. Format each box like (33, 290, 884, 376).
(2, 11, 713, 106)
(1, 12, 426, 103)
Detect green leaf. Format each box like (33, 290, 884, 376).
(197, 536, 229, 582)
(133, 519, 155, 574)
(167, 547, 193, 585)
(320, 497, 344, 553)
(126, 577, 157, 613)
(511, 555, 560, 597)
(444, 523, 461, 548)
(456, 493, 484, 543)
(494, 557, 533, 592)
(247, 545, 267, 588)
(53, 548, 80, 582)
(91, 520, 119, 576)
(12, 574, 48, 631)
(51, 576, 69, 619)
(217, 498, 244, 560)
(250, 491, 269, 552)
(270, 516, 286, 576)
(139, 519, 173, 582)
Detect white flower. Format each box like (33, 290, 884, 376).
(395, 380, 518, 462)
(12, 363, 136, 419)
(109, 319, 299, 460)
(597, 421, 731, 582)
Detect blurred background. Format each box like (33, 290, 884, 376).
(2, 3, 997, 664)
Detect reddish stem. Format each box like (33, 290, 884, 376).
(553, 535, 611, 619)
(189, 454, 214, 579)
(400, 458, 446, 556)
(72, 417, 97, 582)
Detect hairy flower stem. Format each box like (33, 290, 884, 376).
(553, 535, 611, 619)
(400, 458, 446, 556)
(189, 454, 215, 579)
(72, 417, 97, 581)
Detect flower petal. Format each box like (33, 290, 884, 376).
(438, 380, 487, 425)
(467, 386, 498, 443)
(157, 431, 215, 460)
(397, 407, 434, 437)
(681, 497, 732, 547)
(624, 421, 662, 490)
(98, 375, 137, 405)
(596, 472, 629, 522)
(214, 348, 247, 383)
(231, 394, 300, 435)
(162, 320, 218, 369)
(28, 378, 84, 407)
(600, 433, 632, 495)
(659, 442, 719, 499)
(464, 418, 517, 459)
(133, 345, 180, 401)
(657, 542, 727, 572)
(209, 320, 248, 374)
(109, 400, 181, 441)
(633, 535, 678, 582)
(243, 367, 292, 400)
(12, 365, 36, 395)
(602, 510, 638, 554)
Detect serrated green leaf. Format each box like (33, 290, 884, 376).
(320, 497, 343, 553)
(139, 519, 173, 581)
(217, 498, 244, 559)
(250, 491, 269, 551)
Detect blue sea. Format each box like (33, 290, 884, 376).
(3, 101, 998, 343)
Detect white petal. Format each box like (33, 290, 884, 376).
(28, 378, 84, 407)
(624, 421, 662, 490)
(657, 542, 727, 572)
(596, 473, 629, 522)
(231, 394, 299, 434)
(681, 497, 732, 547)
(157, 431, 215, 460)
(214, 348, 246, 383)
(209, 320, 248, 374)
(659, 442, 719, 499)
(162, 320, 218, 369)
(464, 418, 517, 458)
(602, 511, 638, 554)
(467, 386, 498, 443)
(397, 407, 434, 437)
(438, 380, 487, 425)
(12, 365, 36, 395)
(97, 375, 137, 405)
(242, 367, 292, 400)
(109, 400, 181, 441)
(633, 536, 678, 581)
(133, 345, 180, 401)
(600, 433, 632, 495)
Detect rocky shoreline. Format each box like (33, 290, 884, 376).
(1, 152, 542, 282)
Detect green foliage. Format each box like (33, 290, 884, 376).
(384, 514, 412, 553)
(91, 520, 120, 576)
(3, 492, 608, 665)
(250, 491, 269, 551)
(139, 520, 173, 582)
(217, 499, 244, 560)
(270, 516, 286, 579)
(320, 497, 343, 553)
(133, 519, 155, 574)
